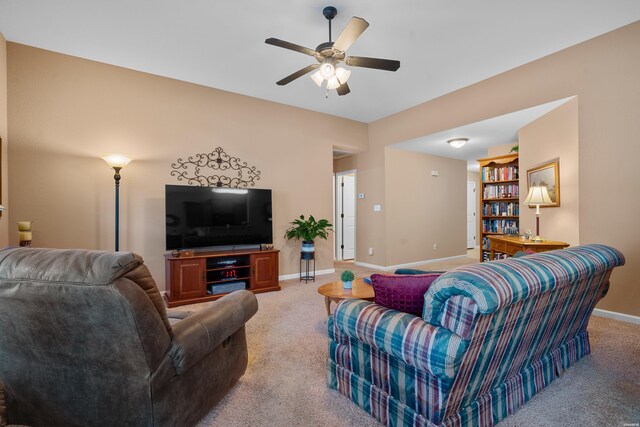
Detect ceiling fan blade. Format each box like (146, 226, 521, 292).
(336, 82, 351, 96)
(276, 64, 319, 86)
(345, 56, 400, 71)
(332, 17, 369, 52)
(265, 38, 317, 57)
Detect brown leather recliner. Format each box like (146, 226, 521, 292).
(0, 247, 258, 427)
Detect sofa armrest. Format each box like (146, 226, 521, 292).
(423, 244, 625, 332)
(332, 299, 468, 379)
(168, 290, 258, 374)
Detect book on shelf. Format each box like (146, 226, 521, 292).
(482, 202, 520, 216)
(482, 165, 519, 182)
(483, 184, 520, 199)
(482, 219, 519, 234)
(482, 237, 490, 251)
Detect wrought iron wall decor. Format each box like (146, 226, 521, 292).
(170, 147, 261, 188)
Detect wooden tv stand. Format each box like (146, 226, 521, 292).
(164, 249, 280, 307)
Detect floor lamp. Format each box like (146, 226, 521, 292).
(524, 185, 552, 241)
(102, 155, 132, 251)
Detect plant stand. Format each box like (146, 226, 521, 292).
(299, 252, 316, 283)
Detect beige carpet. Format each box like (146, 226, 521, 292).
(191, 251, 640, 427)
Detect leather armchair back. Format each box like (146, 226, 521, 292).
(0, 247, 172, 425)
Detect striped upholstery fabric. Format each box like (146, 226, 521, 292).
(327, 244, 624, 426)
(332, 301, 467, 378)
(438, 296, 478, 340)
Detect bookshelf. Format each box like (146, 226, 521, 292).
(477, 153, 520, 262)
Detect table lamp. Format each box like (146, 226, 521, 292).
(524, 185, 552, 241)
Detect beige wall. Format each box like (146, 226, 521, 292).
(333, 140, 389, 266)
(385, 148, 466, 265)
(487, 143, 515, 157)
(0, 33, 7, 245)
(336, 150, 468, 266)
(363, 22, 640, 316)
(519, 98, 579, 245)
(333, 155, 357, 173)
(7, 43, 368, 290)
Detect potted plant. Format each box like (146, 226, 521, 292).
(284, 215, 333, 258)
(341, 270, 355, 289)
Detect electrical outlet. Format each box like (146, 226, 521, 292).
(368, 247, 374, 256)
(433, 244, 438, 250)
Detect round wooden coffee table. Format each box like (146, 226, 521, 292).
(317, 278, 375, 315)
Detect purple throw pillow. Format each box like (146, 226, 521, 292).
(371, 273, 442, 316)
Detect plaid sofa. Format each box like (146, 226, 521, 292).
(327, 244, 625, 426)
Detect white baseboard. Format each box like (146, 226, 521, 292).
(355, 254, 467, 272)
(353, 261, 388, 271)
(592, 308, 640, 325)
(279, 268, 335, 281)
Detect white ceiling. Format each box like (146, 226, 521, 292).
(1, 1, 639, 124)
(394, 97, 573, 170)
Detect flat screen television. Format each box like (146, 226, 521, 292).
(165, 185, 273, 251)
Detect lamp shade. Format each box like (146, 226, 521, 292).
(319, 61, 335, 79)
(335, 67, 351, 84)
(102, 154, 132, 169)
(310, 70, 324, 87)
(524, 185, 553, 206)
(326, 76, 341, 90)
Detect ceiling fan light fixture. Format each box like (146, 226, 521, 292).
(310, 70, 324, 87)
(319, 59, 336, 79)
(447, 138, 469, 149)
(266, 7, 400, 97)
(326, 76, 341, 90)
(335, 67, 351, 84)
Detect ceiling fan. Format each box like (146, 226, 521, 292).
(265, 6, 400, 96)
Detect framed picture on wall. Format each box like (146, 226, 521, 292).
(527, 159, 560, 207)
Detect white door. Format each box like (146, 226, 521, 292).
(335, 171, 356, 260)
(467, 181, 476, 249)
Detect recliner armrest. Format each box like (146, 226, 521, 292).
(168, 290, 258, 374)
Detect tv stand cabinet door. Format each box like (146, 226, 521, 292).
(250, 252, 279, 291)
(169, 258, 206, 301)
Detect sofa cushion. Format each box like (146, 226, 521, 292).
(371, 273, 442, 316)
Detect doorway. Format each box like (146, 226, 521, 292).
(335, 170, 356, 260)
(467, 181, 477, 249)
